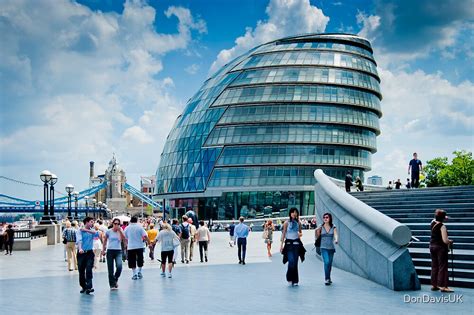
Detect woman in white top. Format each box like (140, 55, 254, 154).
(92, 223, 103, 269)
(156, 223, 180, 278)
(196, 220, 211, 263)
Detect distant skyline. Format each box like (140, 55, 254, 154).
(1, 0, 473, 199)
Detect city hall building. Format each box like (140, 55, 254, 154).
(155, 33, 382, 220)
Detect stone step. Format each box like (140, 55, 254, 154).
(415, 236, 474, 244)
(409, 248, 474, 261)
(394, 217, 474, 224)
(412, 258, 474, 270)
(409, 241, 474, 251)
(406, 223, 474, 230)
(411, 230, 474, 237)
(380, 209, 474, 215)
(386, 212, 474, 219)
(356, 197, 474, 204)
(415, 266, 474, 279)
(369, 204, 473, 210)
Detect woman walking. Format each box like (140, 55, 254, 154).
(102, 218, 125, 290)
(62, 221, 78, 271)
(196, 220, 211, 263)
(430, 209, 454, 292)
(316, 213, 338, 285)
(280, 208, 304, 286)
(156, 223, 180, 278)
(92, 223, 103, 269)
(263, 220, 274, 257)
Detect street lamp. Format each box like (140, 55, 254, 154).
(85, 196, 89, 217)
(39, 170, 52, 224)
(49, 174, 58, 222)
(73, 191, 79, 219)
(92, 198, 97, 217)
(65, 184, 74, 220)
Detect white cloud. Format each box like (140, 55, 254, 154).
(0, 0, 206, 198)
(356, 12, 380, 41)
(185, 64, 200, 75)
(209, 0, 329, 74)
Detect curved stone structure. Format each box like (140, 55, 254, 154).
(314, 169, 420, 290)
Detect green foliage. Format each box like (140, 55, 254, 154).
(425, 151, 474, 187)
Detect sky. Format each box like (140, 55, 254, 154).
(1, 0, 473, 200)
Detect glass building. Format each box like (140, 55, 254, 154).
(155, 33, 382, 220)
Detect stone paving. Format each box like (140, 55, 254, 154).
(0, 230, 472, 314)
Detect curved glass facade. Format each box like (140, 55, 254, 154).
(155, 33, 382, 220)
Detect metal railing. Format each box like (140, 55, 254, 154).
(13, 228, 48, 239)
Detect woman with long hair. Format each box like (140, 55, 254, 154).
(316, 213, 338, 285)
(280, 208, 303, 286)
(196, 220, 211, 263)
(263, 220, 274, 257)
(430, 209, 454, 292)
(102, 218, 125, 290)
(156, 223, 180, 278)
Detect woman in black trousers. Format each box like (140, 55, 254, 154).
(430, 209, 454, 292)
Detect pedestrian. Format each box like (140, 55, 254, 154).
(97, 220, 108, 263)
(408, 152, 423, 188)
(156, 223, 180, 278)
(355, 176, 364, 191)
(76, 217, 98, 294)
(124, 216, 149, 280)
(316, 213, 338, 285)
(147, 223, 158, 260)
(228, 219, 236, 247)
(0, 224, 4, 253)
(188, 218, 197, 262)
(92, 223, 103, 270)
(280, 208, 305, 286)
(345, 171, 353, 192)
(62, 221, 78, 271)
(386, 181, 393, 190)
(234, 216, 250, 265)
(263, 220, 274, 257)
(102, 218, 125, 290)
(430, 209, 454, 292)
(395, 179, 402, 189)
(4, 224, 14, 255)
(406, 178, 411, 189)
(171, 219, 181, 264)
(196, 220, 211, 263)
(179, 215, 191, 264)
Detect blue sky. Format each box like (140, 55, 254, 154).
(1, 0, 473, 199)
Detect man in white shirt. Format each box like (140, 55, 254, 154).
(179, 215, 191, 264)
(124, 216, 149, 280)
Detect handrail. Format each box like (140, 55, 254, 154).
(314, 169, 412, 246)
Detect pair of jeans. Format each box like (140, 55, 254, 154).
(237, 238, 247, 262)
(106, 249, 122, 288)
(77, 250, 95, 290)
(430, 244, 449, 287)
(285, 239, 300, 284)
(321, 248, 335, 280)
(199, 241, 208, 261)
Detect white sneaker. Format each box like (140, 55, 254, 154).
(168, 273, 172, 278)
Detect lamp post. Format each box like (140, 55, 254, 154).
(49, 174, 58, 223)
(85, 196, 89, 217)
(73, 191, 79, 219)
(93, 198, 97, 218)
(39, 170, 52, 224)
(65, 184, 74, 220)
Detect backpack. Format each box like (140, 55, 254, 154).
(180, 224, 190, 239)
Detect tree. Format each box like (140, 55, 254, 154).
(424, 151, 474, 187)
(424, 157, 448, 187)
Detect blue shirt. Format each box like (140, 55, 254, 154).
(229, 224, 235, 236)
(76, 228, 98, 251)
(234, 223, 249, 239)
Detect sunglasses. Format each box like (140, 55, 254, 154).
(113, 222, 120, 225)
(323, 216, 329, 219)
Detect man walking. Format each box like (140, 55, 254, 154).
(76, 217, 98, 294)
(234, 217, 250, 265)
(345, 171, 353, 192)
(179, 215, 191, 264)
(408, 152, 423, 188)
(124, 216, 149, 280)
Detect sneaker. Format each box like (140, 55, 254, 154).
(186, 260, 189, 264)
(69, 269, 73, 271)
(325, 279, 330, 285)
(85, 288, 94, 295)
(242, 261, 246, 265)
(111, 286, 118, 291)
(132, 275, 138, 280)
(80, 288, 86, 294)
(205, 257, 208, 262)
(160, 272, 166, 277)
(200, 260, 203, 263)
(168, 273, 172, 278)
(292, 283, 299, 286)
(238, 260, 242, 264)
(137, 272, 143, 279)
(181, 260, 184, 263)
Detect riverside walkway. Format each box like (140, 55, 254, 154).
(0, 230, 471, 314)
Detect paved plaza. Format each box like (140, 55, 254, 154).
(0, 230, 472, 314)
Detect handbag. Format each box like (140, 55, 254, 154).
(172, 237, 180, 248)
(62, 236, 67, 244)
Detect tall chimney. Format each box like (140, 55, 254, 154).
(89, 161, 95, 178)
